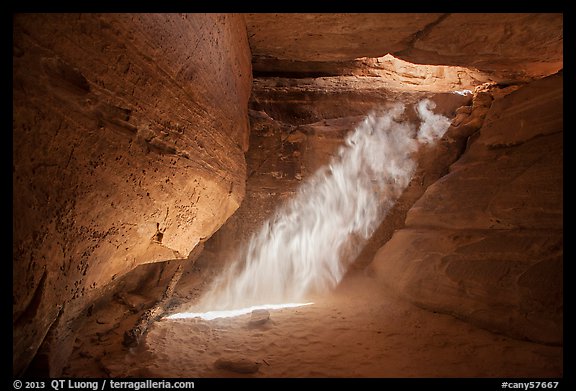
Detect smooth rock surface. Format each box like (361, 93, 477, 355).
(371, 72, 563, 344)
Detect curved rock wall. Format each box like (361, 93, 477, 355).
(13, 13, 252, 375)
(371, 72, 563, 344)
(13, 12, 563, 376)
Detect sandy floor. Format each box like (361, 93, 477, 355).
(68, 270, 561, 378)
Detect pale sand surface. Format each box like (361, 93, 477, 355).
(67, 271, 561, 378)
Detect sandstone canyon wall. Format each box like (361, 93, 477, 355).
(371, 72, 563, 344)
(245, 13, 562, 82)
(204, 79, 475, 269)
(207, 12, 563, 345)
(13, 13, 252, 376)
(13, 12, 563, 376)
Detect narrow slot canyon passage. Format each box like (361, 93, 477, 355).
(13, 13, 563, 380)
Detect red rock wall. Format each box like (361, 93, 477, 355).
(245, 13, 562, 81)
(13, 12, 564, 375)
(371, 73, 563, 344)
(13, 13, 252, 375)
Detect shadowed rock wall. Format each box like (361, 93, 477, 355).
(246, 13, 562, 81)
(13, 13, 252, 375)
(13, 12, 563, 376)
(371, 73, 563, 344)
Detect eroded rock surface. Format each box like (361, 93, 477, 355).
(13, 12, 563, 378)
(202, 77, 474, 271)
(245, 13, 562, 81)
(371, 72, 563, 344)
(13, 13, 252, 376)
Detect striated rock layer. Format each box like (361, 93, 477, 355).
(371, 72, 563, 344)
(13, 13, 252, 376)
(203, 72, 473, 260)
(13, 12, 564, 377)
(245, 13, 562, 82)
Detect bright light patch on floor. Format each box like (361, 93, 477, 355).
(453, 89, 472, 95)
(164, 302, 314, 321)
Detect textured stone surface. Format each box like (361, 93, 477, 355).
(202, 78, 475, 280)
(405, 13, 563, 80)
(249, 309, 270, 326)
(246, 13, 562, 81)
(406, 73, 563, 230)
(250, 76, 473, 126)
(253, 54, 492, 89)
(371, 73, 563, 344)
(13, 12, 564, 377)
(245, 13, 443, 61)
(13, 13, 252, 376)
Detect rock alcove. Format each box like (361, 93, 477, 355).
(13, 13, 563, 378)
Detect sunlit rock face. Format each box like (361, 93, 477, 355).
(202, 75, 474, 275)
(245, 13, 562, 81)
(371, 72, 563, 344)
(13, 12, 563, 378)
(12, 13, 252, 376)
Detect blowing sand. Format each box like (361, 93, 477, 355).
(73, 270, 561, 378)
